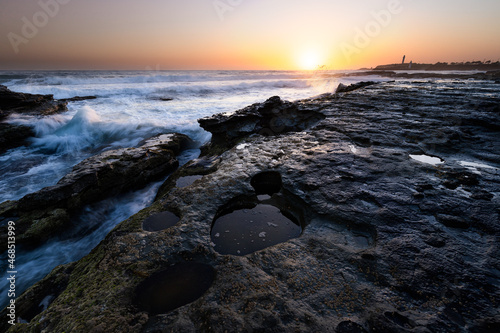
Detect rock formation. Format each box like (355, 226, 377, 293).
(0, 85, 100, 153)
(2, 81, 499, 332)
(0, 85, 68, 119)
(0, 133, 192, 249)
(0, 85, 69, 153)
(198, 95, 325, 155)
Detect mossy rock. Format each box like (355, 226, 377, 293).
(21, 209, 70, 245)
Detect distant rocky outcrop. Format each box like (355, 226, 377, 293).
(59, 95, 97, 103)
(0, 133, 192, 249)
(349, 70, 500, 81)
(373, 61, 500, 71)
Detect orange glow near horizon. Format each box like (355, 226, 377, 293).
(0, 0, 499, 70)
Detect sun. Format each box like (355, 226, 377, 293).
(298, 50, 322, 70)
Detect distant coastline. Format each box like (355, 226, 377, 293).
(367, 61, 500, 71)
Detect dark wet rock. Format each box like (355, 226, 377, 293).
(198, 95, 325, 155)
(7, 81, 500, 332)
(436, 214, 470, 229)
(134, 262, 215, 314)
(471, 189, 494, 201)
(251, 171, 282, 195)
(335, 81, 378, 93)
(0, 122, 35, 154)
(19, 133, 190, 211)
(0, 85, 67, 120)
(154, 156, 218, 200)
(336, 320, 368, 333)
(0, 85, 68, 153)
(175, 175, 202, 188)
(59, 95, 97, 102)
(0, 263, 75, 328)
(0, 133, 192, 248)
(142, 211, 180, 232)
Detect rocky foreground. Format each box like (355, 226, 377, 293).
(2, 80, 500, 332)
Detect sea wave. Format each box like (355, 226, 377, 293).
(4, 70, 311, 86)
(6, 76, 316, 100)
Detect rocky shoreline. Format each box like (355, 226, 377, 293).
(0, 133, 192, 250)
(372, 62, 500, 71)
(0, 85, 97, 154)
(0, 85, 68, 154)
(1, 79, 499, 332)
(349, 69, 500, 81)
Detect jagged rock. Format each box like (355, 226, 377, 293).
(198, 96, 325, 155)
(0, 87, 101, 153)
(335, 81, 378, 93)
(0, 85, 67, 120)
(59, 95, 97, 102)
(4, 81, 499, 332)
(152, 97, 174, 102)
(0, 85, 68, 153)
(0, 133, 192, 248)
(0, 123, 35, 154)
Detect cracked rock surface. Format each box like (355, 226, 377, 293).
(4, 80, 499, 333)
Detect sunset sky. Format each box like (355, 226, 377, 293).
(1, 0, 499, 70)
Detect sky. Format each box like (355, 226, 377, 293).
(0, 0, 499, 70)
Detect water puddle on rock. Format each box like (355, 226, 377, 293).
(142, 211, 179, 232)
(211, 171, 305, 255)
(409, 154, 444, 165)
(134, 262, 215, 314)
(175, 175, 202, 188)
(211, 196, 303, 256)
